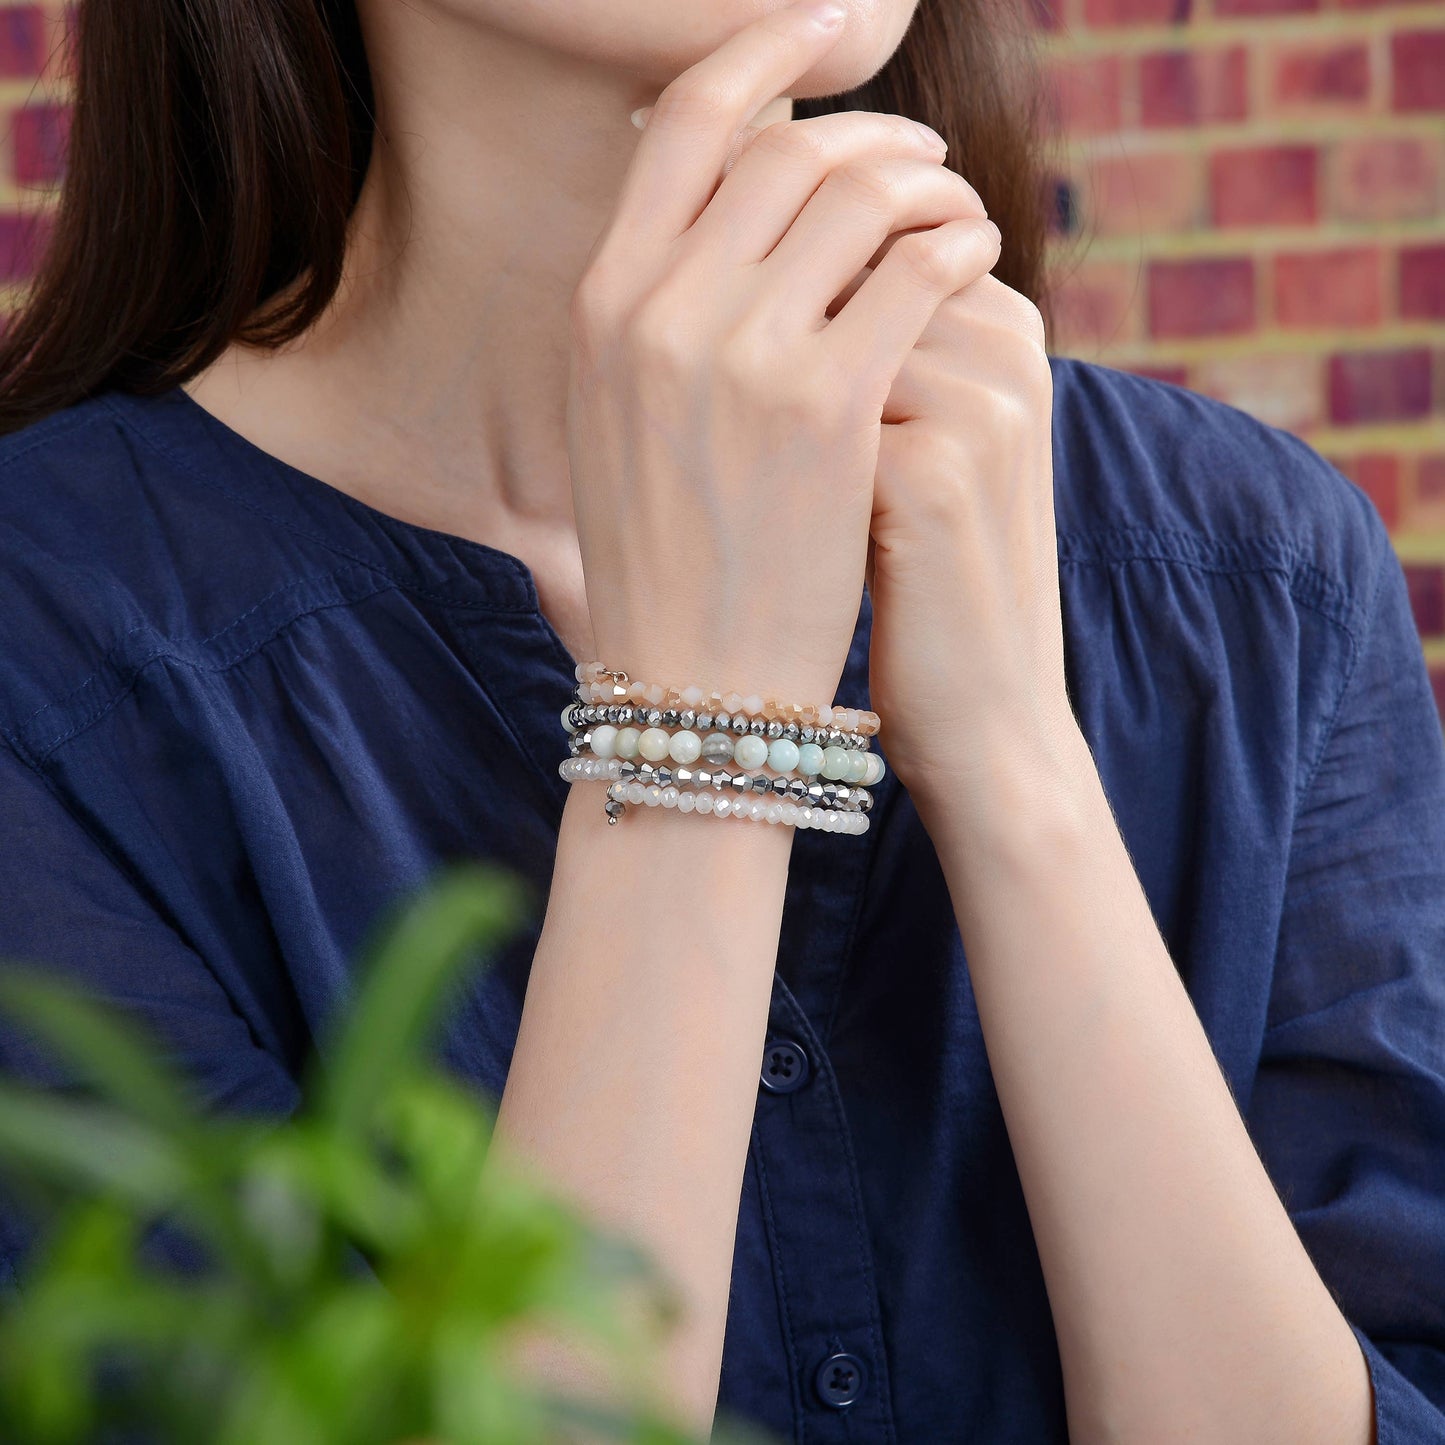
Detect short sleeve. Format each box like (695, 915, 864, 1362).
(1245, 510, 1445, 1442)
(0, 740, 302, 1295)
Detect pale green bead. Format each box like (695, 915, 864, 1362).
(734, 733, 769, 770)
(767, 738, 800, 773)
(797, 742, 826, 777)
(614, 726, 642, 759)
(668, 729, 703, 764)
(863, 753, 885, 784)
(561, 702, 579, 734)
(822, 745, 851, 780)
(590, 723, 619, 758)
(638, 727, 672, 762)
(844, 750, 869, 783)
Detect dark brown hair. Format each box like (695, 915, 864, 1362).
(0, 0, 1056, 436)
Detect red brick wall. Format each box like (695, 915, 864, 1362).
(1036, 0, 1445, 718)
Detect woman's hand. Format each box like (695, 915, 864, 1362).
(842, 250, 1075, 828)
(567, 0, 1005, 711)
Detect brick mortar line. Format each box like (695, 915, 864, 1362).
(1037, 12, 1443, 56)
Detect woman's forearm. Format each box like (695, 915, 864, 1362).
(487, 780, 794, 1435)
(915, 718, 1374, 1445)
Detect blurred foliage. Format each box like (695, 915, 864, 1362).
(0, 861, 777, 1445)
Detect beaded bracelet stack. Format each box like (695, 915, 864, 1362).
(558, 662, 885, 833)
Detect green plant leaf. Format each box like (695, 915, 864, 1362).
(312, 863, 535, 1139)
(0, 963, 201, 1136)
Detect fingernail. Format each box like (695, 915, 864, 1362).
(807, 0, 848, 26)
(630, 105, 654, 130)
(984, 219, 1002, 242)
(912, 120, 947, 151)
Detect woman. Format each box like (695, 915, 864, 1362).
(0, 0, 1442, 1439)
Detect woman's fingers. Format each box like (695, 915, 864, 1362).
(685, 109, 950, 261)
(603, 0, 850, 258)
(824, 216, 1004, 385)
(757, 158, 987, 321)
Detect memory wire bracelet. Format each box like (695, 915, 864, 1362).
(560, 662, 884, 830)
(559, 753, 874, 834)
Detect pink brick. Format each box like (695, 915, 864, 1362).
(1051, 260, 1144, 351)
(1326, 453, 1402, 529)
(1268, 41, 1371, 111)
(1420, 453, 1445, 501)
(1140, 47, 1248, 127)
(1331, 137, 1442, 223)
(0, 210, 53, 284)
(1404, 565, 1445, 636)
(1148, 257, 1256, 338)
(0, 7, 46, 78)
(12, 103, 69, 187)
(1401, 244, 1445, 319)
(1086, 150, 1204, 235)
(1083, 0, 1191, 26)
(1328, 348, 1433, 425)
(1272, 247, 1383, 328)
(1393, 31, 1445, 113)
(1211, 145, 1318, 227)
(1192, 352, 1324, 431)
(1045, 55, 1125, 136)
(1215, 0, 1316, 17)
(1126, 363, 1192, 386)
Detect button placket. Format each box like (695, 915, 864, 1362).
(747, 977, 896, 1442)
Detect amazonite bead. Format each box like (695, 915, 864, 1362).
(701, 731, 735, 765)
(590, 723, 619, 758)
(844, 750, 869, 783)
(822, 745, 852, 780)
(767, 738, 800, 773)
(614, 726, 642, 759)
(638, 727, 672, 762)
(734, 733, 769, 770)
(797, 742, 825, 776)
(668, 729, 702, 764)
(863, 753, 886, 784)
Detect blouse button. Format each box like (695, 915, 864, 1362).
(759, 1038, 810, 1094)
(813, 1351, 867, 1408)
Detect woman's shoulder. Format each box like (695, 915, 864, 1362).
(1047, 354, 1387, 637)
(0, 387, 324, 758)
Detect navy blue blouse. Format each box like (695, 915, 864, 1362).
(2, 359, 1444, 1443)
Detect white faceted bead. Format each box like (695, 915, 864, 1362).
(661, 786, 679, 807)
(765, 802, 783, 823)
(668, 729, 703, 764)
(681, 685, 704, 707)
(644, 784, 664, 806)
(695, 790, 714, 813)
(781, 803, 798, 824)
(742, 694, 763, 715)
(626, 781, 646, 804)
(747, 797, 766, 820)
(590, 724, 619, 758)
(767, 738, 800, 773)
(638, 727, 672, 762)
(615, 726, 642, 759)
(734, 733, 769, 770)
(715, 795, 733, 817)
(822, 745, 852, 780)
(799, 806, 815, 827)
(677, 790, 696, 812)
